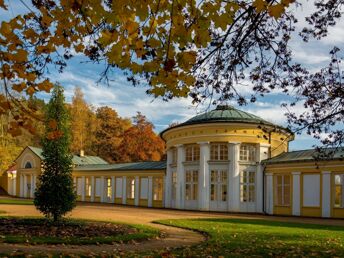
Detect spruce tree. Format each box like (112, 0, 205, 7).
(34, 85, 76, 222)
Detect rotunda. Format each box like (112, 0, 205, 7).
(161, 105, 293, 212)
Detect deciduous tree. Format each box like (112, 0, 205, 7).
(0, 0, 343, 149)
(119, 112, 165, 162)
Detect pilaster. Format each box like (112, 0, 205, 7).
(292, 172, 301, 216)
(322, 171, 331, 218)
(30, 174, 34, 198)
(81, 176, 86, 201)
(148, 176, 153, 207)
(135, 176, 139, 206)
(91, 176, 95, 202)
(165, 148, 173, 208)
(100, 176, 105, 203)
(111, 176, 115, 203)
(198, 142, 210, 210)
(122, 176, 127, 205)
(23, 175, 27, 198)
(229, 142, 240, 211)
(176, 144, 185, 209)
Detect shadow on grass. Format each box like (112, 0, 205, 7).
(192, 218, 344, 232)
(0, 199, 33, 205)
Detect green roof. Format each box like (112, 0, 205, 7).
(262, 148, 344, 164)
(74, 161, 166, 171)
(28, 146, 108, 166)
(161, 105, 290, 136)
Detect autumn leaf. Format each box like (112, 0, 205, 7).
(253, 0, 267, 13)
(268, 4, 285, 19)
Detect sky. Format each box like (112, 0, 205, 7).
(1, 1, 343, 151)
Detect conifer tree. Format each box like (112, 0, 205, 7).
(34, 85, 76, 222)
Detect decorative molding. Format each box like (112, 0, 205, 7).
(321, 171, 331, 174)
(292, 172, 301, 175)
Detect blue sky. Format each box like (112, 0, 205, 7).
(1, 1, 343, 151)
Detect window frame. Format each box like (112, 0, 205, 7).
(210, 143, 229, 161)
(185, 145, 200, 162)
(153, 177, 163, 201)
(334, 174, 344, 208)
(239, 144, 256, 162)
(275, 174, 291, 207)
(126, 177, 135, 199)
(185, 170, 198, 201)
(240, 170, 256, 202)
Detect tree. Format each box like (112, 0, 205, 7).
(94, 106, 131, 162)
(34, 85, 76, 222)
(69, 87, 91, 154)
(119, 112, 165, 162)
(0, 0, 343, 149)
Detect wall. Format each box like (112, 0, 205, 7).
(265, 160, 344, 218)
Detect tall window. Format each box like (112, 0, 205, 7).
(240, 170, 255, 202)
(153, 177, 163, 201)
(172, 171, 177, 200)
(185, 170, 198, 200)
(240, 144, 256, 162)
(210, 143, 228, 161)
(171, 148, 177, 164)
(127, 177, 135, 199)
(185, 145, 200, 161)
(275, 175, 290, 206)
(335, 174, 344, 208)
(106, 178, 112, 199)
(210, 170, 228, 201)
(85, 177, 91, 197)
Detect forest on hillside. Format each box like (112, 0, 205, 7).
(0, 87, 165, 173)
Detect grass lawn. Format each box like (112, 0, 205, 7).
(0, 217, 159, 245)
(157, 218, 344, 257)
(0, 199, 33, 205)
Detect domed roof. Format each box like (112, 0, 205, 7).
(183, 105, 274, 126)
(161, 105, 290, 137)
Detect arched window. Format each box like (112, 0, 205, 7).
(24, 161, 32, 169)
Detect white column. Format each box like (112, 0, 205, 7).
(198, 142, 210, 210)
(122, 176, 127, 205)
(30, 174, 34, 198)
(100, 176, 105, 203)
(292, 172, 301, 216)
(176, 144, 185, 209)
(256, 143, 269, 213)
(165, 149, 173, 208)
(265, 172, 274, 214)
(33, 175, 36, 194)
(13, 176, 16, 197)
(256, 165, 263, 213)
(91, 176, 95, 202)
(135, 176, 139, 206)
(148, 176, 153, 207)
(7, 175, 12, 196)
(20, 174, 24, 197)
(81, 176, 86, 201)
(23, 175, 27, 198)
(322, 171, 331, 218)
(111, 176, 115, 203)
(229, 142, 240, 211)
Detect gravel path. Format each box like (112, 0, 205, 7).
(0, 200, 344, 255)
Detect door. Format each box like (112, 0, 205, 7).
(210, 169, 228, 211)
(240, 168, 256, 212)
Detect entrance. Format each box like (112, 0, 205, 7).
(240, 167, 256, 212)
(209, 169, 228, 211)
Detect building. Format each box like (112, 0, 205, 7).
(1, 105, 343, 218)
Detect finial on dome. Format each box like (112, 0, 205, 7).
(215, 104, 234, 110)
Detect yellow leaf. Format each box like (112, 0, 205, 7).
(0, 21, 11, 37)
(26, 86, 35, 96)
(37, 79, 54, 92)
(268, 4, 285, 19)
(253, 0, 267, 13)
(12, 82, 26, 93)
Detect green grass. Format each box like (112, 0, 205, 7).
(0, 199, 33, 205)
(157, 218, 344, 257)
(0, 218, 159, 245)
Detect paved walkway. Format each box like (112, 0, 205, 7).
(0, 201, 344, 255)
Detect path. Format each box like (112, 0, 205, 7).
(1, 201, 344, 255)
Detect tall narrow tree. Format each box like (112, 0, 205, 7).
(34, 85, 76, 222)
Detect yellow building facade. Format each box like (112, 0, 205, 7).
(1, 105, 343, 218)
